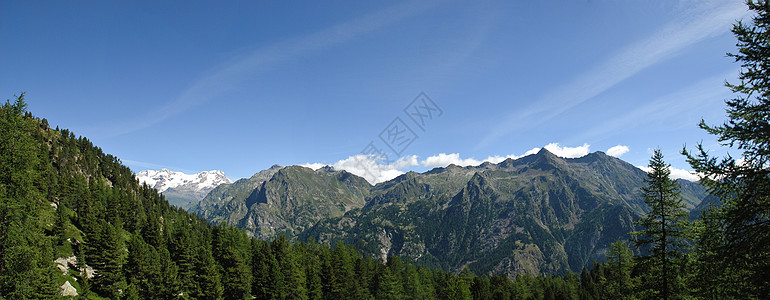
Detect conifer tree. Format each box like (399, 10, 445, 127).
(603, 241, 634, 299)
(213, 224, 252, 299)
(691, 207, 747, 298)
(52, 202, 69, 246)
(193, 245, 223, 300)
(376, 265, 403, 300)
(490, 274, 514, 299)
(87, 219, 127, 298)
(272, 235, 307, 300)
(354, 252, 377, 299)
(126, 235, 160, 298)
(633, 149, 689, 299)
(470, 275, 492, 300)
(449, 268, 473, 300)
(252, 239, 278, 300)
(299, 247, 323, 300)
(683, 1, 770, 297)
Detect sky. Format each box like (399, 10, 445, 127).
(0, 0, 751, 183)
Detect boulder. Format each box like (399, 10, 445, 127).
(60, 281, 77, 297)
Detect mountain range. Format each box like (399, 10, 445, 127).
(190, 164, 370, 239)
(188, 149, 711, 278)
(135, 169, 233, 209)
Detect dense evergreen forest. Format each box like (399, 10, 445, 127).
(1, 1, 768, 299)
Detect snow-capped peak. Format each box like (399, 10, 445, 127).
(135, 169, 233, 192)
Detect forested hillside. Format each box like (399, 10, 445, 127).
(0, 95, 629, 299)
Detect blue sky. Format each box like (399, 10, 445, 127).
(0, 0, 750, 183)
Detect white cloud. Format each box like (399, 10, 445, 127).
(637, 165, 700, 182)
(481, 155, 508, 164)
(391, 155, 420, 169)
(300, 162, 327, 170)
(421, 153, 482, 168)
(521, 147, 542, 157)
(303, 143, 597, 183)
(607, 145, 630, 157)
(332, 154, 404, 184)
(420, 148, 540, 169)
(303, 154, 420, 184)
(419, 143, 588, 169)
(543, 143, 590, 158)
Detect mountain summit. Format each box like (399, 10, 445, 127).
(190, 165, 371, 239)
(135, 169, 233, 208)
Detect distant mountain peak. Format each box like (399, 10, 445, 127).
(315, 165, 336, 173)
(135, 169, 233, 193)
(135, 169, 234, 209)
(577, 151, 610, 161)
(536, 147, 552, 155)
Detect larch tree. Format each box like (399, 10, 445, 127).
(633, 149, 689, 300)
(603, 240, 635, 299)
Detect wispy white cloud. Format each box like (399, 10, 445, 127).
(607, 145, 630, 157)
(637, 165, 700, 182)
(477, 0, 749, 148)
(102, 1, 437, 137)
(573, 70, 736, 142)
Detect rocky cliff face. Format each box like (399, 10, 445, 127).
(190, 164, 284, 224)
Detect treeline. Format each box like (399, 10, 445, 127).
(0, 95, 638, 300)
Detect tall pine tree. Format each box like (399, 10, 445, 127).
(603, 241, 634, 299)
(633, 149, 689, 300)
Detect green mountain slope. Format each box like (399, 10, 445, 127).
(299, 149, 708, 277)
(191, 165, 371, 239)
(194, 147, 709, 278)
(191, 164, 283, 225)
(1, 96, 230, 298)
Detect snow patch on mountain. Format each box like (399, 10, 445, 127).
(135, 169, 233, 192)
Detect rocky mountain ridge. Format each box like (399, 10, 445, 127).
(189, 149, 709, 277)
